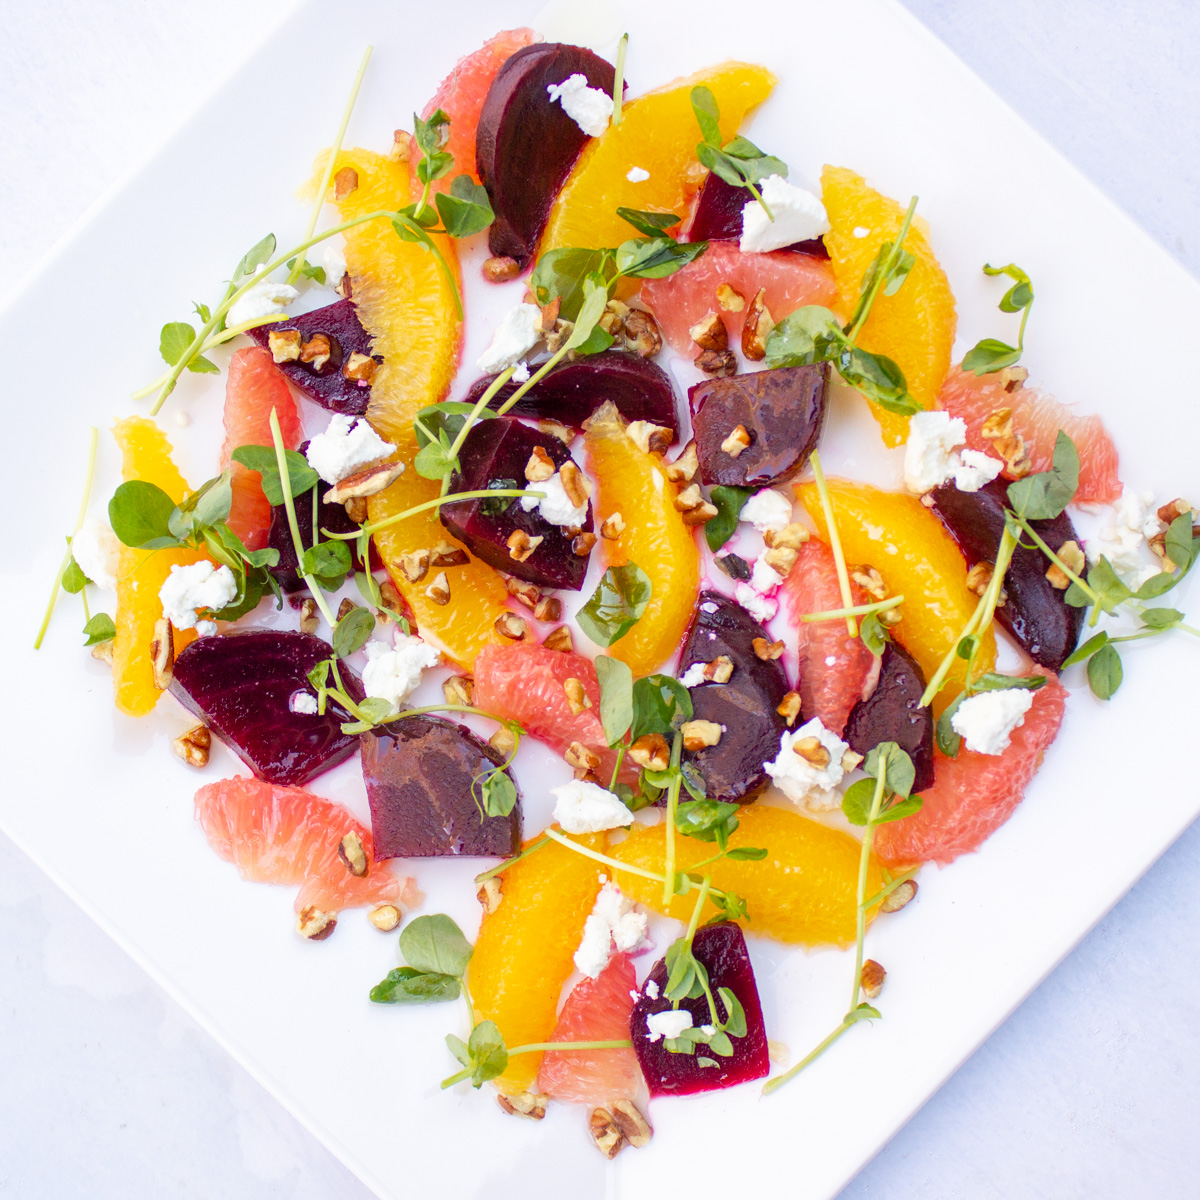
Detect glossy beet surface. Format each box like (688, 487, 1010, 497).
(677, 591, 789, 803)
(460, 351, 679, 436)
(361, 716, 520, 859)
(631, 923, 770, 1097)
(687, 170, 828, 257)
(248, 298, 378, 417)
(930, 479, 1085, 672)
(690, 363, 829, 488)
(441, 416, 592, 590)
(170, 631, 364, 786)
(844, 641, 935, 793)
(477, 43, 618, 265)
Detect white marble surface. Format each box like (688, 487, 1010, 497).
(2, 2, 1198, 1196)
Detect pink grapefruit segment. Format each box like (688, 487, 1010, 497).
(937, 365, 1120, 505)
(639, 240, 837, 358)
(194, 776, 408, 913)
(536, 952, 642, 1105)
(875, 676, 1067, 868)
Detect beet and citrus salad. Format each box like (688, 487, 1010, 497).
(36, 30, 1200, 1156)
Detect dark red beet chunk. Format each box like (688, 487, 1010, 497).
(477, 44, 618, 265)
(459, 351, 679, 438)
(844, 641, 935, 792)
(690, 363, 829, 489)
(170, 631, 364, 786)
(631, 923, 770, 1097)
(677, 591, 789, 803)
(929, 479, 1085, 672)
(686, 171, 829, 257)
(248, 298, 379, 417)
(441, 417, 592, 590)
(361, 716, 520, 859)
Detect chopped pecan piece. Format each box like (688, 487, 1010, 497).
(482, 255, 520, 283)
(506, 529, 543, 562)
(720, 424, 751, 457)
(695, 348, 737, 377)
(628, 733, 670, 771)
(525, 446, 556, 483)
(399, 549, 430, 583)
(431, 541, 469, 568)
(689, 311, 728, 352)
(716, 282, 745, 312)
(267, 328, 302, 363)
(425, 571, 450, 605)
(341, 352, 377, 384)
(681, 720, 723, 751)
(665, 441, 699, 483)
(494, 612, 527, 640)
(173, 724, 211, 768)
(777, 691, 801, 726)
(741, 288, 775, 361)
(543, 625, 573, 652)
(533, 596, 562, 623)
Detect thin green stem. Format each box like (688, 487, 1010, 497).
(801, 595, 904, 623)
(662, 733, 683, 907)
(611, 33, 629, 125)
(334, 489, 543, 540)
(744, 175, 772, 221)
(845, 195, 918, 346)
(849, 770, 887, 1013)
(443, 365, 516, 464)
(608, 744, 627, 791)
(508, 1039, 633, 1056)
(495, 344, 571, 416)
(683, 875, 711, 946)
(1009, 513, 1096, 602)
(809, 449, 857, 636)
(439, 1067, 473, 1090)
(1178, 623, 1200, 639)
(862, 866, 919, 912)
(543, 828, 663, 886)
(474, 836, 550, 886)
(761, 1016, 855, 1096)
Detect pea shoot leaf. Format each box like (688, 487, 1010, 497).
(674, 799, 740, 844)
(859, 612, 889, 656)
(935, 692, 965, 758)
(616, 207, 683, 238)
(964, 264, 1035, 376)
(435, 175, 495, 239)
(530, 247, 613, 320)
(230, 445, 318, 505)
(479, 768, 519, 818)
(840, 778, 879, 826)
(1062, 630, 1108, 668)
(704, 484, 754, 552)
(108, 480, 182, 549)
(445, 1020, 508, 1088)
(970, 672, 1046, 692)
(286, 257, 326, 285)
(233, 233, 277, 281)
(1006, 430, 1079, 519)
(82, 613, 116, 646)
(369, 967, 461, 1004)
(62, 554, 89, 594)
(578, 563, 652, 647)
(400, 914, 473, 978)
(961, 337, 1021, 375)
(864, 741, 915, 798)
(630, 673, 691, 740)
(595, 655, 634, 746)
(1087, 642, 1123, 699)
(331, 605, 375, 658)
(1140, 607, 1184, 631)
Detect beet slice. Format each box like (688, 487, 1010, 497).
(677, 591, 789, 803)
(247, 298, 379, 417)
(361, 715, 520, 859)
(929, 479, 1085, 672)
(690, 363, 829, 489)
(687, 171, 829, 257)
(631, 923, 770, 1097)
(170, 630, 364, 786)
(844, 641, 935, 793)
(441, 416, 592, 590)
(459, 351, 679, 437)
(477, 43, 618, 265)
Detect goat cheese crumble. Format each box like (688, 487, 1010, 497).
(546, 74, 611, 137)
(903, 410, 1002, 494)
(70, 517, 120, 592)
(226, 266, 299, 328)
(305, 415, 397, 484)
(740, 176, 830, 254)
(950, 688, 1034, 755)
(750, 554, 784, 595)
(519, 472, 589, 527)
(764, 717, 849, 811)
(735, 581, 777, 623)
(476, 303, 544, 374)
(361, 632, 440, 708)
(321, 238, 347, 290)
(740, 488, 793, 533)
(159, 561, 238, 632)
(1086, 488, 1166, 589)
(626, 166, 650, 182)
(645, 1009, 695, 1043)
(289, 691, 319, 715)
(679, 662, 708, 688)
(551, 780, 634, 834)
(645, 979, 660, 1000)
(573, 882, 650, 978)
(510, 360, 530, 383)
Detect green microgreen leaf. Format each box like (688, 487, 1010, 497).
(1062, 630, 1109, 667)
(674, 799, 740, 844)
(961, 338, 1021, 374)
(108, 480, 182, 549)
(840, 778, 879, 826)
(595, 655, 634, 747)
(530, 247, 614, 321)
(230, 445, 319, 506)
(630, 674, 692, 741)
(970, 672, 1047, 692)
(369, 967, 461, 1004)
(233, 233, 277, 281)
(400, 913, 473, 978)
(82, 613, 116, 646)
(434, 174, 495, 238)
(1165, 510, 1198, 572)
(301, 539, 352, 589)
(1005, 431, 1080, 520)
(331, 605, 375, 658)
(935, 692, 965, 758)
(965, 263, 1035, 375)
(1087, 642, 1123, 699)
(724, 845, 768, 862)
(61, 554, 89, 594)
(1139, 607, 1184, 631)
(159, 322, 196, 368)
(616, 207, 682, 238)
(577, 563, 652, 647)
(859, 611, 889, 656)
(690, 85, 722, 146)
(864, 741, 916, 798)
(705, 485, 754, 552)
(286, 257, 326, 285)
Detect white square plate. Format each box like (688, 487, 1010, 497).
(4, 0, 1197, 1197)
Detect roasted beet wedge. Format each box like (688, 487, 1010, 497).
(930, 479, 1085, 672)
(844, 641, 935, 793)
(631, 923, 770, 1097)
(477, 43, 618, 265)
(687, 171, 829, 257)
(170, 631, 364, 786)
(361, 716, 520, 859)
(677, 591, 789, 803)
(690, 364, 829, 489)
(460, 351, 679, 437)
(441, 416, 592, 590)
(248, 299, 379, 417)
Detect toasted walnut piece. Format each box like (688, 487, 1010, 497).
(716, 282, 745, 312)
(674, 484, 719, 526)
(793, 736, 831, 768)
(610, 1099, 652, 1148)
(342, 352, 377, 384)
(598, 302, 625, 338)
(344, 496, 369, 524)
(296, 906, 338, 940)
(489, 725, 518, 757)
(682, 720, 723, 751)
(565, 741, 602, 772)
(589, 1108, 626, 1159)
(996, 433, 1033, 478)
(841, 748, 865, 772)
(431, 541, 469, 568)
(622, 309, 662, 357)
(150, 618, 174, 690)
(504, 575, 541, 609)
(881, 878, 918, 913)
(494, 612, 527, 641)
(850, 565, 887, 600)
(1158, 497, 1197, 525)
(368, 904, 402, 932)
(695, 348, 738, 377)
(267, 328, 302, 363)
(378, 579, 402, 614)
(559, 460, 593, 507)
(443, 674, 474, 707)
(537, 419, 575, 444)
(720, 424, 752, 457)
(689, 311, 729, 352)
(399, 549, 430, 583)
(763, 545, 799, 576)
(338, 832, 368, 877)
(600, 512, 625, 540)
(752, 637, 784, 661)
(860, 959, 886, 1000)
(564, 677, 591, 715)
(628, 733, 670, 771)
(543, 624, 573, 652)
(704, 655, 735, 683)
(965, 561, 994, 597)
(300, 333, 332, 371)
(497, 1091, 548, 1120)
(173, 725, 211, 768)
(572, 532, 598, 557)
(544, 318, 574, 353)
(334, 598, 354, 623)
(533, 596, 562, 624)
(389, 129, 413, 161)
(981, 406, 1014, 440)
(665, 440, 699, 483)
(625, 420, 673, 455)
(998, 365, 1028, 392)
(425, 571, 451, 605)
(777, 691, 801, 726)
(539, 295, 562, 332)
(524, 445, 556, 483)
(91, 639, 114, 665)
(333, 166, 359, 200)
(482, 255, 521, 283)
(506, 529, 544, 563)
(299, 597, 319, 634)
(336, 272, 353, 300)
(1045, 540, 1085, 588)
(476, 877, 503, 916)
(741, 288, 775, 361)
(1148, 531, 1177, 571)
(764, 523, 809, 550)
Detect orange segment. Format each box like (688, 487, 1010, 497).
(610, 805, 880, 948)
(111, 417, 204, 717)
(540, 62, 776, 256)
(796, 479, 994, 714)
(469, 831, 606, 1093)
(821, 166, 957, 446)
(324, 148, 510, 668)
(583, 403, 700, 675)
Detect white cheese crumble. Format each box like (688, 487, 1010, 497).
(305, 414, 397, 484)
(519, 471, 589, 527)
(476, 303, 544, 374)
(552, 779, 634, 834)
(740, 488, 793, 533)
(750, 554, 784, 595)
(70, 516, 120, 592)
(735, 581, 777, 623)
(645, 1009, 694, 1043)
(510, 360, 531, 383)
(955, 448, 1004, 492)
(740, 175, 830, 254)
(546, 74, 612, 137)
(361, 632, 440, 708)
(679, 662, 708, 688)
(573, 882, 650, 978)
(764, 717, 849, 811)
(950, 688, 1034, 755)
(159, 561, 238, 631)
(1086, 488, 1166, 589)
(903, 410, 1002, 494)
(626, 166, 650, 182)
(853, 226, 871, 239)
(289, 691, 319, 715)
(226, 266, 299, 328)
(645, 979, 660, 1000)
(321, 239, 347, 290)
